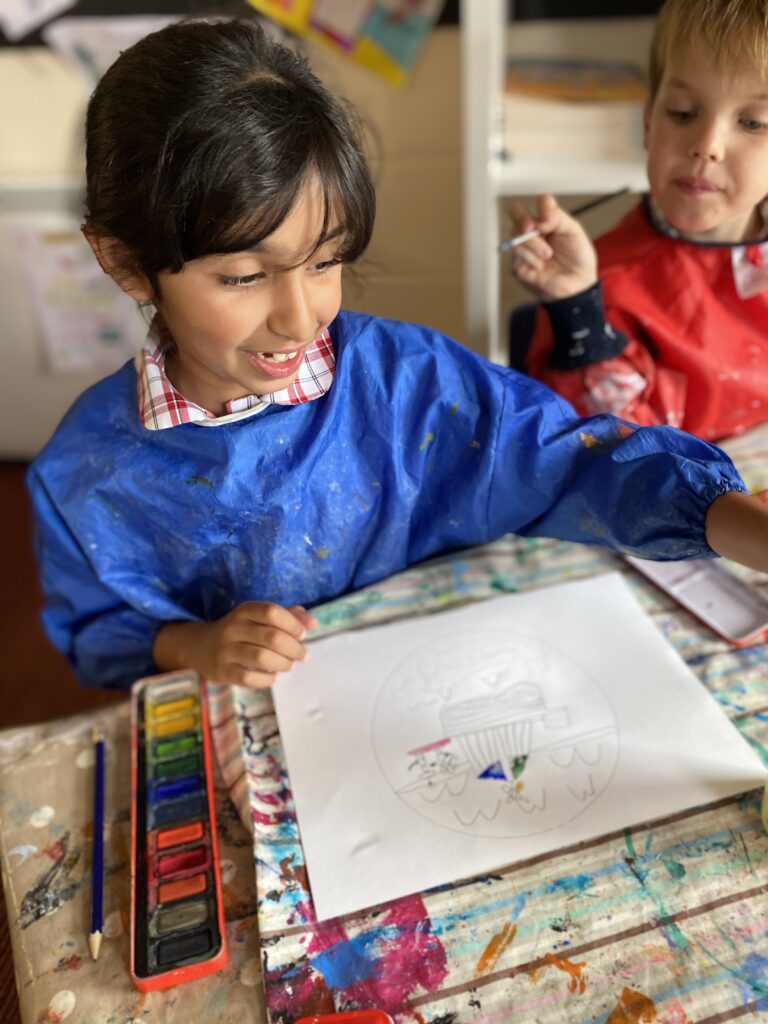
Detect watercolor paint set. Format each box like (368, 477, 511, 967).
(626, 555, 768, 646)
(130, 670, 228, 991)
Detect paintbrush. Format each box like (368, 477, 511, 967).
(498, 186, 631, 252)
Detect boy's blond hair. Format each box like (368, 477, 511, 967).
(649, 0, 768, 102)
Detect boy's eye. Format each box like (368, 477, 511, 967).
(221, 272, 264, 287)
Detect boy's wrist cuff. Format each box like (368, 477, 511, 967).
(545, 281, 628, 370)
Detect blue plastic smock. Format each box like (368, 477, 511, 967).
(28, 311, 746, 689)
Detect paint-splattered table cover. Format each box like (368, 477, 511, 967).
(208, 422, 768, 1024)
(0, 700, 267, 1023)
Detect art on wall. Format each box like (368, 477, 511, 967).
(245, 0, 446, 86)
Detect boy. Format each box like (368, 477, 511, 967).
(510, 0, 768, 442)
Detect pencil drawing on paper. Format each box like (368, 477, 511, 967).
(371, 630, 619, 838)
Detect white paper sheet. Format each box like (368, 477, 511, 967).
(273, 572, 767, 922)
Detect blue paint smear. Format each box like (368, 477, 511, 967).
(739, 952, 768, 1008)
(479, 761, 505, 780)
(549, 873, 593, 895)
(310, 930, 390, 989)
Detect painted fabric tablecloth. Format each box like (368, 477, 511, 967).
(0, 701, 267, 1023)
(208, 422, 768, 1024)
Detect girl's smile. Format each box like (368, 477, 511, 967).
(244, 346, 307, 379)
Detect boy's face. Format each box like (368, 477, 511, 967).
(645, 39, 768, 242)
(141, 180, 344, 414)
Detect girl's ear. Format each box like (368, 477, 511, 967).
(83, 230, 155, 303)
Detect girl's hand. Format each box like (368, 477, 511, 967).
(153, 602, 320, 688)
(507, 194, 599, 301)
(705, 491, 768, 575)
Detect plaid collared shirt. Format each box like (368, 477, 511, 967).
(135, 320, 335, 430)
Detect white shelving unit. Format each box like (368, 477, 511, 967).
(460, 0, 650, 364)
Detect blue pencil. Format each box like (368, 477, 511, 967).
(89, 726, 105, 961)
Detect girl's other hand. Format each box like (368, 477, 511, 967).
(153, 602, 320, 688)
(507, 194, 599, 301)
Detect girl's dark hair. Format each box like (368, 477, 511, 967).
(84, 18, 376, 284)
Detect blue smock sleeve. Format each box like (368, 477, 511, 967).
(485, 367, 746, 558)
(28, 468, 167, 689)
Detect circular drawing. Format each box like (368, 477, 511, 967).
(371, 629, 619, 838)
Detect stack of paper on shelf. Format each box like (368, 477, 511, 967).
(503, 57, 647, 161)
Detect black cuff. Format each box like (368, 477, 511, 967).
(545, 282, 629, 370)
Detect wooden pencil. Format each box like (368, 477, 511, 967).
(89, 726, 105, 961)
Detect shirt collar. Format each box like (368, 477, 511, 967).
(135, 319, 335, 430)
(646, 196, 768, 299)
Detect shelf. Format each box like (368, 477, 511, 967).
(461, 0, 653, 365)
(491, 154, 648, 197)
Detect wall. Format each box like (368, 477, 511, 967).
(302, 26, 464, 341)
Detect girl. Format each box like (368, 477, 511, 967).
(27, 17, 768, 690)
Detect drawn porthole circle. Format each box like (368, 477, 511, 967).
(371, 629, 619, 839)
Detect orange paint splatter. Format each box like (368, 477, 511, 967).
(475, 922, 517, 975)
(544, 952, 587, 994)
(579, 431, 603, 449)
(606, 987, 657, 1023)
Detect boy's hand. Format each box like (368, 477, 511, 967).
(153, 602, 320, 688)
(507, 194, 599, 301)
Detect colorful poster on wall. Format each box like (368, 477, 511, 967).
(14, 227, 147, 375)
(245, 0, 445, 87)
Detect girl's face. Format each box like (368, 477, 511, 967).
(151, 181, 344, 414)
(645, 39, 768, 242)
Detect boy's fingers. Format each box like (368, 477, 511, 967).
(537, 193, 557, 218)
(508, 200, 536, 233)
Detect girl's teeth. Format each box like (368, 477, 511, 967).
(260, 350, 298, 363)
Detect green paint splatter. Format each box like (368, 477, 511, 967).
(662, 859, 686, 880)
(623, 829, 690, 953)
(420, 432, 434, 451)
(449, 403, 458, 416)
(187, 475, 214, 488)
(511, 755, 528, 779)
(491, 574, 517, 593)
